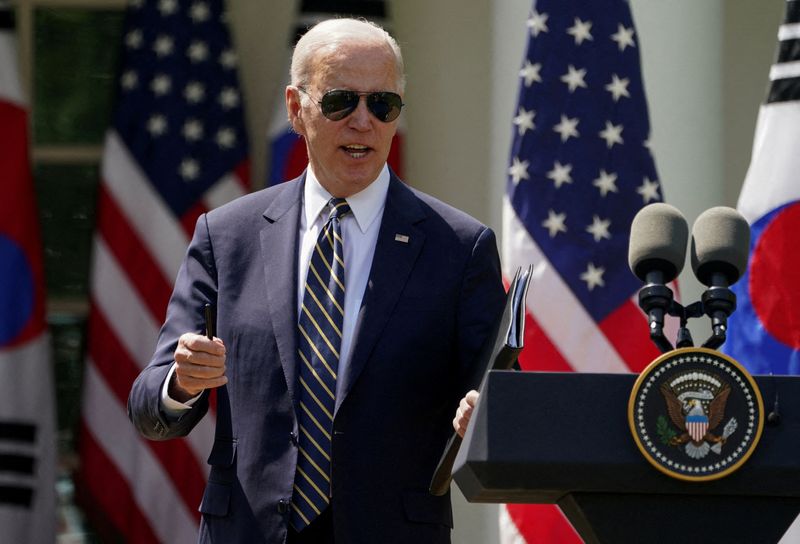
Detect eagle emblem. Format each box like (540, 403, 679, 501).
(660, 373, 737, 459)
(628, 347, 764, 481)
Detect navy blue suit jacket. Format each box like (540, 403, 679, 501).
(128, 173, 505, 543)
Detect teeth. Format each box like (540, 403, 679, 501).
(344, 145, 368, 158)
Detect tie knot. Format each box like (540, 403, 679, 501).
(328, 198, 351, 221)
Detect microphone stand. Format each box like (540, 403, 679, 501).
(638, 270, 676, 353)
(669, 300, 703, 349)
(636, 277, 733, 353)
(700, 278, 736, 350)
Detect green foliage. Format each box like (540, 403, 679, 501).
(50, 317, 87, 453)
(33, 8, 124, 144)
(656, 415, 677, 445)
(35, 163, 99, 297)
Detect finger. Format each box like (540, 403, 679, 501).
(179, 333, 226, 356)
(175, 363, 225, 386)
(465, 390, 480, 407)
(176, 360, 227, 380)
(456, 418, 469, 437)
(174, 333, 226, 368)
(459, 397, 474, 419)
(453, 414, 467, 437)
(457, 403, 470, 424)
(174, 348, 226, 368)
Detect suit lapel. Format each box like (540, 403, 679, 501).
(260, 177, 304, 405)
(335, 177, 427, 415)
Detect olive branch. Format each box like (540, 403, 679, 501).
(656, 415, 677, 445)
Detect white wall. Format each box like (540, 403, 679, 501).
(722, 0, 785, 205)
(632, 0, 725, 335)
(228, 1, 784, 542)
(227, 0, 294, 188)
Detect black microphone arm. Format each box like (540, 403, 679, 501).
(638, 269, 675, 353)
(700, 273, 737, 350)
(637, 271, 705, 354)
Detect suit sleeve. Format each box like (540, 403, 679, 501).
(127, 213, 217, 440)
(455, 226, 507, 394)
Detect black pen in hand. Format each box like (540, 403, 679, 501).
(204, 303, 215, 340)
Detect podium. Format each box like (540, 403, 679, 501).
(452, 370, 800, 543)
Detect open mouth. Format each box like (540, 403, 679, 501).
(342, 144, 370, 159)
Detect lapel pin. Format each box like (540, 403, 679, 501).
(394, 234, 410, 243)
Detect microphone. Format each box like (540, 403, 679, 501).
(767, 393, 781, 426)
(629, 203, 689, 352)
(691, 206, 750, 286)
(690, 206, 751, 348)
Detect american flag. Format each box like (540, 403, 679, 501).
(500, 0, 663, 541)
(78, 0, 249, 541)
(724, 2, 800, 540)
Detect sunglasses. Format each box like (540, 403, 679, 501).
(299, 88, 404, 123)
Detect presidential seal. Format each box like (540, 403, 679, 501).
(628, 347, 764, 482)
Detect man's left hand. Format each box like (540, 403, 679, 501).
(453, 390, 479, 438)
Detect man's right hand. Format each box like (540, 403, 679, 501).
(170, 332, 227, 402)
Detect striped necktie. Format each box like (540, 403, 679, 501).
(291, 197, 350, 530)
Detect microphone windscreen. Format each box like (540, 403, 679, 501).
(691, 206, 750, 286)
(629, 203, 689, 282)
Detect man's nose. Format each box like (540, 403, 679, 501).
(347, 97, 372, 129)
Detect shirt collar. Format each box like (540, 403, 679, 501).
(303, 164, 390, 233)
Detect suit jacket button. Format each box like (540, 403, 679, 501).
(289, 431, 298, 446)
(277, 499, 289, 513)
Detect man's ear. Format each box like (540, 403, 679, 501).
(286, 86, 305, 136)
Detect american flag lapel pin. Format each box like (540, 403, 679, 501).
(394, 234, 410, 243)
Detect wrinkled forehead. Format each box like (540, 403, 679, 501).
(308, 41, 400, 93)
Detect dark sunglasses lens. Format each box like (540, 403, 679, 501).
(319, 90, 403, 122)
(367, 92, 403, 122)
(320, 91, 358, 121)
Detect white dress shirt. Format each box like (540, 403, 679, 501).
(161, 165, 389, 411)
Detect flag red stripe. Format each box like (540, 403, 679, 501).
(87, 304, 206, 518)
(97, 185, 173, 323)
(234, 159, 251, 190)
(506, 504, 582, 544)
(387, 133, 404, 178)
(518, 311, 575, 372)
(181, 201, 208, 238)
(77, 422, 161, 544)
(599, 299, 662, 373)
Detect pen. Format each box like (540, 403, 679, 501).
(204, 303, 215, 340)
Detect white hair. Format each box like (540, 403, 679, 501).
(290, 18, 406, 93)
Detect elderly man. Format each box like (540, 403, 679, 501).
(128, 17, 505, 543)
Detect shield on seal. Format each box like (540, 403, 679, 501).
(686, 401, 709, 442)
